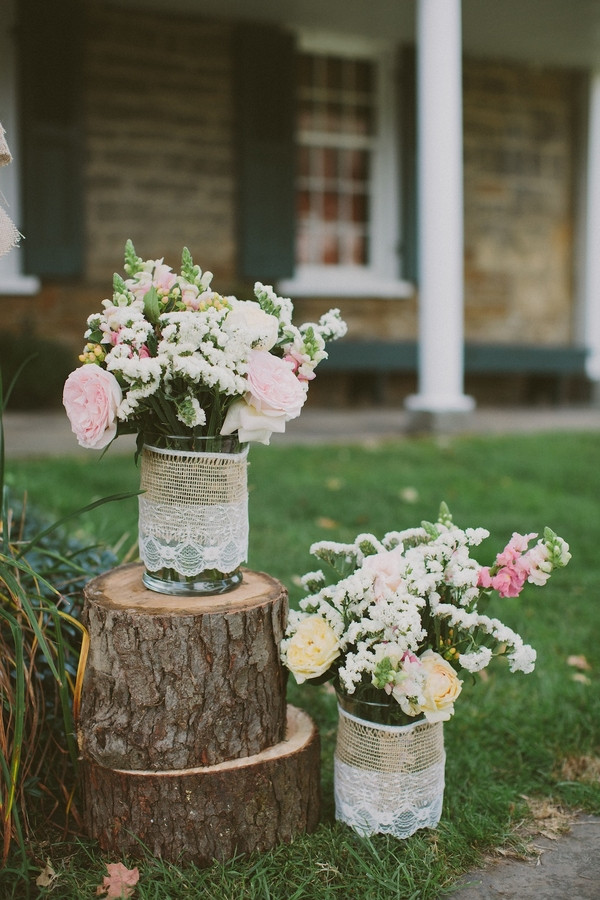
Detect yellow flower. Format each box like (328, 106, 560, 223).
(418, 650, 463, 722)
(285, 615, 340, 684)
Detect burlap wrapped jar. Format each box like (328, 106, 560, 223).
(138, 436, 249, 595)
(334, 696, 446, 839)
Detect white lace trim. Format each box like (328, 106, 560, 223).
(138, 444, 248, 577)
(334, 709, 445, 839)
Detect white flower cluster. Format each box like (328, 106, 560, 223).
(73, 242, 347, 445)
(282, 504, 570, 712)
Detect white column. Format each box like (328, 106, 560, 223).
(580, 71, 600, 391)
(0, 0, 39, 294)
(405, 0, 473, 424)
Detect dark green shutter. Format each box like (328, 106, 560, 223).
(17, 0, 84, 277)
(234, 24, 296, 283)
(399, 45, 418, 284)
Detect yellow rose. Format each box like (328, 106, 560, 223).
(418, 650, 462, 722)
(285, 615, 340, 684)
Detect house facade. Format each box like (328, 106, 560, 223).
(1, 0, 599, 411)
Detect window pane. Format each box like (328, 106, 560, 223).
(296, 50, 376, 267)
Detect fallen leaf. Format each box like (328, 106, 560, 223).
(567, 654, 592, 671)
(399, 487, 419, 504)
(326, 477, 343, 491)
(571, 672, 591, 685)
(560, 754, 600, 784)
(96, 863, 140, 899)
(36, 860, 57, 888)
(316, 516, 338, 530)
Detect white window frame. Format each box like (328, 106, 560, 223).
(279, 31, 413, 299)
(0, 0, 40, 296)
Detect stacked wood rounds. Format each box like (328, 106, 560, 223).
(79, 564, 320, 865)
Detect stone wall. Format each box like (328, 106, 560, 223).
(463, 57, 583, 344)
(84, 4, 237, 285)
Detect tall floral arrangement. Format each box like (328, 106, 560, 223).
(63, 241, 346, 452)
(281, 503, 571, 725)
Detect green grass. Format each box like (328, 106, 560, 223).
(4, 430, 600, 898)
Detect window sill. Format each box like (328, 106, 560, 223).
(0, 273, 41, 295)
(278, 271, 415, 299)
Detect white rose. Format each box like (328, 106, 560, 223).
(220, 398, 288, 445)
(285, 615, 341, 684)
(417, 650, 463, 722)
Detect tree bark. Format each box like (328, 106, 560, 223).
(81, 705, 320, 865)
(79, 564, 288, 769)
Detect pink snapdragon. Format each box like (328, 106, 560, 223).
(477, 532, 540, 597)
(284, 350, 316, 381)
(495, 532, 537, 566)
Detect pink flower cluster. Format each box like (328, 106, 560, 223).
(477, 532, 551, 597)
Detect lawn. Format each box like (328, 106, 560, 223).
(3, 430, 599, 898)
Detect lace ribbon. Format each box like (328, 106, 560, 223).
(334, 706, 445, 839)
(138, 443, 249, 576)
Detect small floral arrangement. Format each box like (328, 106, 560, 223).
(63, 241, 346, 451)
(281, 504, 571, 725)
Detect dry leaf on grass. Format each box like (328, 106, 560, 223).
(560, 754, 600, 784)
(519, 795, 573, 840)
(36, 860, 58, 888)
(96, 863, 140, 899)
(399, 487, 419, 504)
(566, 654, 592, 671)
(316, 516, 338, 530)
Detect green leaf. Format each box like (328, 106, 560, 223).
(143, 286, 161, 324)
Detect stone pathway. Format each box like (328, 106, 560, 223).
(447, 813, 600, 899)
(4, 404, 600, 457)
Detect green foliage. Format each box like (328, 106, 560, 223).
(0, 374, 133, 871)
(2, 429, 600, 897)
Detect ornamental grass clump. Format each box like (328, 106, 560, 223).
(0, 374, 128, 864)
(281, 503, 571, 725)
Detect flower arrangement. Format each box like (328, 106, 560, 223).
(281, 503, 571, 725)
(63, 241, 347, 451)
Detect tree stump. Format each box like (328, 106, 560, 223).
(79, 564, 321, 864)
(81, 705, 321, 865)
(79, 564, 288, 769)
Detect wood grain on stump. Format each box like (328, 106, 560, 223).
(81, 705, 320, 865)
(79, 564, 288, 769)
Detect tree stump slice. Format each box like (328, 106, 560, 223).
(81, 705, 320, 865)
(79, 564, 288, 770)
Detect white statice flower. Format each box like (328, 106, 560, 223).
(458, 647, 493, 673)
(465, 527, 490, 545)
(253, 282, 294, 328)
(300, 570, 326, 591)
(316, 308, 348, 341)
(176, 396, 206, 428)
(507, 641, 537, 674)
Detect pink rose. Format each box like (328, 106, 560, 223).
(246, 350, 307, 418)
(362, 546, 406, 598)
(63, 365, 122, 449)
